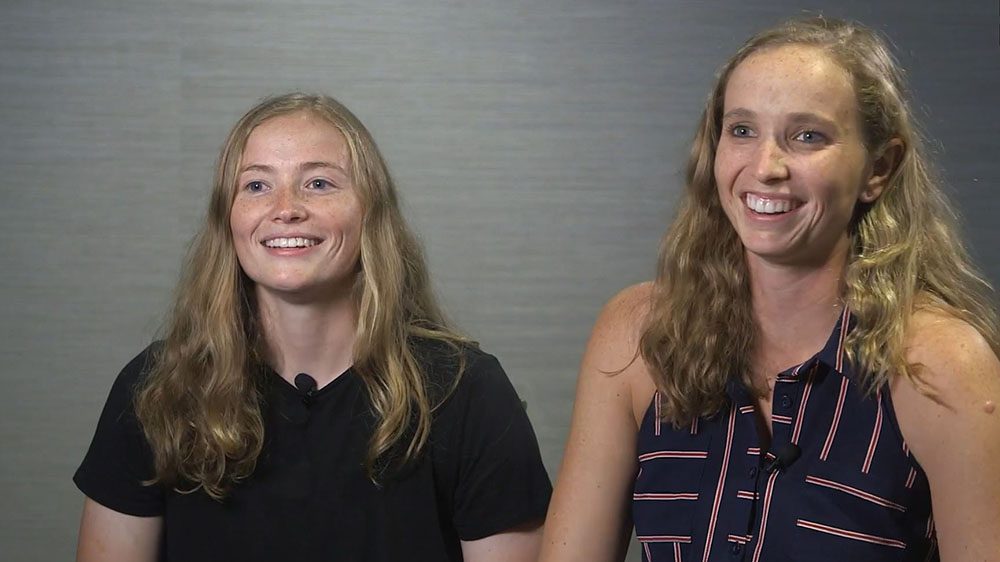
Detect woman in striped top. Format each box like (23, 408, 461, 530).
(540, 16, 1000, 562)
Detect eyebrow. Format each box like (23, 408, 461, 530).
(721, 108, 756, 122)
(721, 108, 839, 129)
(785, 112, 839, 129)
(239, 161, 348, 175)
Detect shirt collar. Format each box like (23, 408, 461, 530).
(726, 305, 855, 401)
(813, 305, 854, 376)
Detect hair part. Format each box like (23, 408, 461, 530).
(640, 15, 999, 426)
(136, 93, 467, 498)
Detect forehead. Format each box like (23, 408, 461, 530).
(241, 111, 350, 163)
(723, 45, 857, 124)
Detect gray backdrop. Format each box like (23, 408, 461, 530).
(1, 1, 997, 560)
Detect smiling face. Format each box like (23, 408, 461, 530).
(714, 45, 885, 269)
(230, 111, 363, 303)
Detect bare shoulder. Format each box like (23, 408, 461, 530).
(583, 282, 658, 427)
(898, 308, 1000, 407)
(587, 282, 653, 365)
(890, 307, 1000, 557)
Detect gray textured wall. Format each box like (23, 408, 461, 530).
(1, 1, 997, 560)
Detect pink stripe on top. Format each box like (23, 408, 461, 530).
(700, 404, 736, 562)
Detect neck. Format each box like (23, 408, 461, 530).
(256, 288, 357, 388)
(747, 239, 849, 379)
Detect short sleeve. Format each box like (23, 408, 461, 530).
(431, 349, 552, 541)
(73, 345, 165, 517)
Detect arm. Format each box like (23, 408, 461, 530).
(891, 311, 1000, 561)
(77, 498, 162, 562)
(540, 284, 657, 562)
(460, 520, 544, 562)
(434, 346, 551, 559)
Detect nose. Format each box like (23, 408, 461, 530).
(753, 139, 790, 184)
(272, 185, 307, 223)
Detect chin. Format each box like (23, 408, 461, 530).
(257, 274, 358, 300)
(741, 241, 804, 264)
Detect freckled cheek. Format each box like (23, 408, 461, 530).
(229, 201, 267, 240)
(713, 151, 743, 188)
(811, 178, 857, 215)
(229, 218, 254, 244)
(713, 162, 742, 215)
(330, 202, 364, 238)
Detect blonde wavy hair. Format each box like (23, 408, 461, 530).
(640, 16, 1000, 426)
(135, 93, 466, 498)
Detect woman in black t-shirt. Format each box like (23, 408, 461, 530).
(74, 93, 551, 562)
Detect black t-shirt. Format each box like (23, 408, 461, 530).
(74, 341, 552, 561)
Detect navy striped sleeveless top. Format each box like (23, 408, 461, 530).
(633, 308, 938, 561)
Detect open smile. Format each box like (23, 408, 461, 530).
(744, 193, 803, 215)
(261, 236, 323, 249)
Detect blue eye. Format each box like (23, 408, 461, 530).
(246, 181, 265, 192)
(794, 130, 826, 144)
(309, 179, 334, 190)
(730, 125, 754, 137)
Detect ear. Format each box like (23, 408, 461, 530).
(860, 138, 904, 203)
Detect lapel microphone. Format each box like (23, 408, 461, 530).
(743, 443, 803, 560)
(293, 373, 318, 407)
(763, 443, 802, 474)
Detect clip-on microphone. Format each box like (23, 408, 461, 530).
(294, 372, 318, 407)
(742, 443, 802, 560)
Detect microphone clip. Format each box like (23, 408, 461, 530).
(763, 443, 802, 474)
(294, 372, 318, 407)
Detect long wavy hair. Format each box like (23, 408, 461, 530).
(640, 16, 1000, 426)
(135, 93, 466, 498)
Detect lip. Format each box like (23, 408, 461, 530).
(259, 234, 325, 253)
(741, 191, 804, 218)
(260, 233, 324, 243)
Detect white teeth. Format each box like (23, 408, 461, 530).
(263, 237, 318, 248)
(745, 193, 795, 214)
